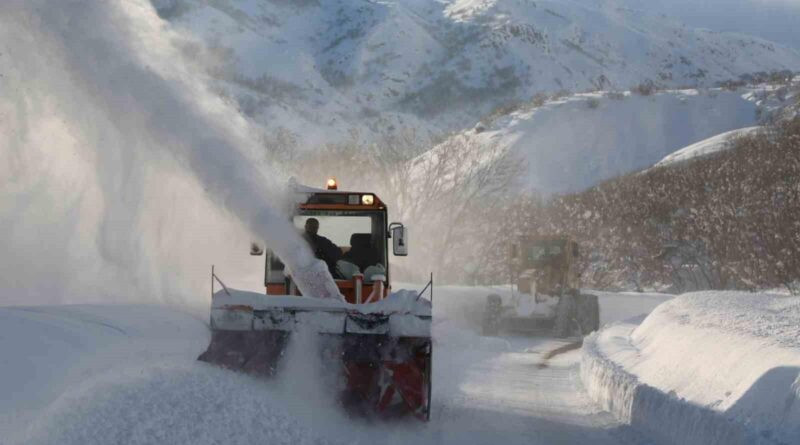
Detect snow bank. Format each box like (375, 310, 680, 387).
(25, 364, 335, 445)
(581, 292, 800, 445)
(0, 305, 339, 445)
(0, 305, 203, 442)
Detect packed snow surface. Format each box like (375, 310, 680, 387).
(1, 287, 669, 445)
(582, 291, 800, 445)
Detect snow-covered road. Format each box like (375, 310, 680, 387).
(426, 335, 636, 445)
(412, 286, 667, 445)
(0, 288, 669, 445)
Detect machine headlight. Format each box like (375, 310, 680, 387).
(361, 194, 374, 205)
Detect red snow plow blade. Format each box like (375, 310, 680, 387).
(198, 289, 432, 421)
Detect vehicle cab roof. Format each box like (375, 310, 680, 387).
(289, 179, 386, 210)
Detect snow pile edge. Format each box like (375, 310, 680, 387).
(580, 329, 764, 445)
(581, 291, 800, 445)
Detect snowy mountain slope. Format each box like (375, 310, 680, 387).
(422, 88, 761, 193)
(652, 126, 761, 169)
(747, 74, 800, 122)
(153, 0, 800, 146)
(649, 75, 800, 169)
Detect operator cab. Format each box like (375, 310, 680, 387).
(294, 212, 387, 281)
(255, 179, 408, 304)
(525, 239, 570, 266)
(513, 236, 580, 299)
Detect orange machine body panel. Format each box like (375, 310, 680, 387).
(266, 281, 390, 304)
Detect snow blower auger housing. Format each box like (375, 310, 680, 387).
(199, 179, 432, 421)
(482, 236, 599, 338)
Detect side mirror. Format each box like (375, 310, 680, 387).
(390, 223, 408, 256)
(250, 242, 264, 256)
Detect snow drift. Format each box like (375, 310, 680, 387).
(0, 305, 340, 445)
(0, 0, 335, 308)
(581, 292, 800, 445)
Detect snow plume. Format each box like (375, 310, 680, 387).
(0, 0, 335, 307)
(275, 325, 347, 428)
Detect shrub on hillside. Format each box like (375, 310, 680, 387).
(632, 81, 657, 96)
(492, 117, 800, 293)
(530, 93, 548, 107)
(550, 89, 572, 101)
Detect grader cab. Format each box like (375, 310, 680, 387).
(482, 236, 599, 338)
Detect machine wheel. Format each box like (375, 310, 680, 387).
(482, 294, 502, 336)
(577, 294, 600, 335)
(553, 293, 577, 338)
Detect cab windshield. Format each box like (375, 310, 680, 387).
(294, 210, 387, 281)
(526, 242, 565, 263)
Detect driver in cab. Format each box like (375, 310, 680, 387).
(302, 218, 341, 274)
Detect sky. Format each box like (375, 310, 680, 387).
(620, 0, 800, 51)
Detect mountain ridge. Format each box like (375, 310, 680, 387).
(153, 0, 800, 146)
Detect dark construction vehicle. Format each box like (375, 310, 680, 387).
(482, 236, 599, 338)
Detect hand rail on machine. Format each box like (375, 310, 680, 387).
(211, 265, 231, 297)
(416, 272, 433, 303)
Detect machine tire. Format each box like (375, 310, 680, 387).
(577, 294, 600, 335)
(553, 293, 577, 338)
(482, 294, 502, 336)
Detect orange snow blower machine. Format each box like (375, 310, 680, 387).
(199, 179, 432, 421)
